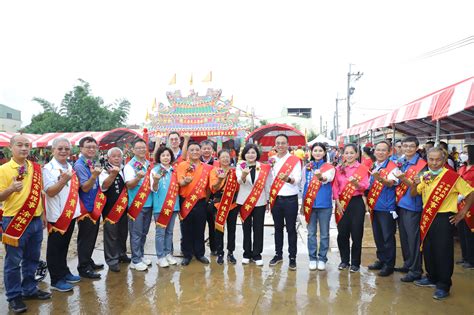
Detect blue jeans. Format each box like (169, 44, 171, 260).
(154, 212, 177, 258)
(3, 216, 43, 301)
(129, 207, 152, 264)
(307, 207, 331, 262)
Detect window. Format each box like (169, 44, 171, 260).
(6, 113, 12, 119)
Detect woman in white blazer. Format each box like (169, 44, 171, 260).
(236, 144, 273, 266)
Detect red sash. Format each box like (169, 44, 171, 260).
(268, 155, 300, 209)
(128, 166, 153, 220)
(156, 171, 179, 228)
(302, 163, 334, 223)
(215, 169, 239, 232)
(367, 161, 397, 222)
(420, 170, 459, 250)
(48, 173, 79, 234)
(396, 158, 427, 203)
(2, 162, 42, 247)
(335, 164, 369, 225)
(180, 164, 211, 220)
(240, 164, 271, 222)
(104, 188, 128, 224)
(458, 200, 474, 232)
(79, 189, 107, 224)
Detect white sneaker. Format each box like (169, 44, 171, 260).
(142, 257, 152, 266)
(157, 258, 169, 268)
(166, 254, 177, 265)
(317, 260, 326, 271)
(242, 258, 250, 265)
(309, 261, 317, 271)
(255, 260, 264, 266)
(130, 262, 148, 271)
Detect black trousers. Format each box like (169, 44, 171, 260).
(424, 213, 454, 292)
(337, 196, 365, 266)
(181, 199, 207, 259)
(458, 219, 474, 264)
(215, 206, 239, 256)
(271, 195, 298, 259)
(47, 219, 76, 285)
(242, 205, 266, 260)
(77, 216, 100, 273)
(206, 202, 217, 252)
(397, 207, 423, 277)
(372, 211, 396, 268)
(103, 212, 129, 266)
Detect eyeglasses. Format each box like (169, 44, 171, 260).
(402, 144, 417, 149)
(56, 147, 71, 151)
(134, 147, 147, 151)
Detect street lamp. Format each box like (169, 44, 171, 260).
(346, 64, 363, 129)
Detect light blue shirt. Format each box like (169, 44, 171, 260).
(150, 164, 180, 214)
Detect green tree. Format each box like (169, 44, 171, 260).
(22, 79, 131, 133)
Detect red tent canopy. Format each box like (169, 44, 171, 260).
(0, 132, 41, 147)
(342, 76, 474, 139)
(32, 128, 143, 149)
(245, 123, 306, 161)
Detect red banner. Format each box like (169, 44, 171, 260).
(156, 172, 179, 228)
(215, 169, 239, 232)
(240, 164, 271, 222)
(458, 199, 474, 232)
(367, 161, 396, 222)
(48, 173, 79, 234)
(2, 162, 42, 247)
(268, 155, 300, 209)
(420, 170, 459, 250)
(180, 164, 212, 220)
(104, 188, 128, 224)
(396, 159, 426, 203)
(128, 166, 153, 220)
(79, 190, 107, 224)
(335, 164, 369, 225)
(303, 163, 334, 223)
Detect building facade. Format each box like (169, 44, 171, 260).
(0, 104, 21, 132)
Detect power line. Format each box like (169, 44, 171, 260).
(415, 36, 474, 59)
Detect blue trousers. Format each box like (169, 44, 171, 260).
(129, 207, 152, 264)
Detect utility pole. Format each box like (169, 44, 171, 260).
(335, 94, 346, 140)
(346, 64, 363, 129)
(320, 115, 323, 134)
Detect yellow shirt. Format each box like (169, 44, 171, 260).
(416, 168, 473, 213)
(0, 159, 43, 217)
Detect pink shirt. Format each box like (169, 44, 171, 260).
(333, 161, 369, 200)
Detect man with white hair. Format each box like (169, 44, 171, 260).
(99, 147, 130, 272)
(43, 137, 81, 292)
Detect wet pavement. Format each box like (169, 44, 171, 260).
(1, 212, 473, 314)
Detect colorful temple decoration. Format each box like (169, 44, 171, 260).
(147, 88, 246, 137)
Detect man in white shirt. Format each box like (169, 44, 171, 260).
(43, 137, 82, 292)
(269, 134, 302, 270)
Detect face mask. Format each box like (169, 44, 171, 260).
(428, 168, 443, 175)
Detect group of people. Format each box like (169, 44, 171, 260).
(1, 132, 473, 313)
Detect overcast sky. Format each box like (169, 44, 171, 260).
(1, 0, 473, 133)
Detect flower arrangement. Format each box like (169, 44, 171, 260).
(217, 168, 225, 176)
(186, 163, 196, 173)
(240, 162, 247, 169)
(306, 161, 316, 171)
(159, 167, 167, 177)
(422, 172, 433, 183)
(133, 161, 145, 171)
(268, 157, 276, 167)
(17, 165, 27, 181)
(86, 159, 94, 169)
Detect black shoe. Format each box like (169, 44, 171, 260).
(217, 255, 224, 265)
(455, 259, 465, 265)
(227, 253, 237, 265)
(210, 251, 218, 257)
(378, 267, 394, 277)
(269, 256, 283, 266)
(197, 256, 210, 264)
(400, 274, 421, 283)
(109, 264, 120, 272)
(119, 255, 132, 263)
(394, 266, 409, 273)
(9, 297, 27, 313)
(350, 265, 360, 273)
(181, 257, 192, 266)
(91, 262, 104, 270)
(368, 260, 384, 270)
(79, 269, 101, 279)
(338, 262, 349, 270)
(462, 262, 474, 269)
(289, 258, 297, 271)
(22, 289, 52, 300)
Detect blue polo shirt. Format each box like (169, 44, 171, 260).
(302, 160, 334, 209)
(369, 159, 398, 212)
(124, 157, 153, 208)
(74, 156, 99, 212)
(397, 153, 425, 212)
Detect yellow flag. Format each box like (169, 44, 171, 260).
(151, 98, 157, 111)
(202, 71, 212, 83)
(169, 73, 176, 85)
(145, 108, 150, 121)
(189, 73, 193, 85)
